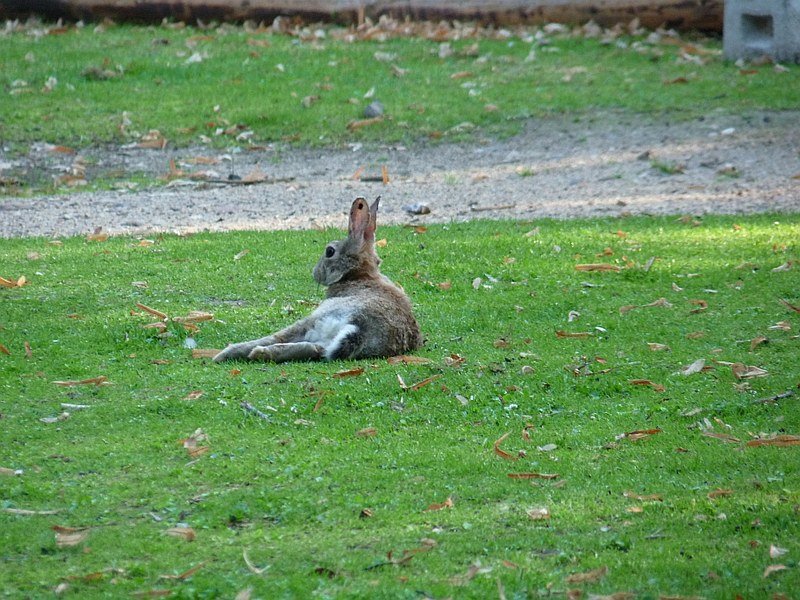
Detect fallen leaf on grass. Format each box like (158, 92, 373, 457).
(565, 565, 608, 584)
(444, 353, 466, 367)
(493, 432, 518, 460)
(425, 497, 454, 511)
(40, 412, 70, 424)
(52, 376, 109, 387)
(332, 367, 365, 378)
(680, 359, 706, 376)
(689, 299, 708, 314)
(165, 526, 196, 541)
(172, 311, 214, 325)
(750, 336, 768, 351)
(387, 355, 431, 365)
(135, 302, 168, 320)
(746, 434, 800, 447)
(183, 391, 204, 401)
(0, 275, 27, 288)
(527, 507, 550, 520)
(53, 525, 90, 548)
(356, 427, 377, 437)
(4, 507, 59, 515)
(707, 488, 733, 500)
(86, 228, 108, 242)
(575, 263, 621, 272)
(779, 298, 800, 313)
(398, 373, 442, 391)
(629, 379, 666, 392)
(243, 549, 269, 574)
(159, 561, 207, 581)
(347, 116, 383, 131)
(731, 363, 768, 379)
(507, 472, 559, 480)
(623, 491, 663, 501)
(617, 428, 662, 442)
(647, 343, 670, 351)
(192, 349, 220, 359)
(556, 330, 593, 339)
(0, 343, 9, 355)
(701, 431, 741, 444)
(233, 249, 250, 261)
(181, 428, 210, 458)
(763, 564, 788, 578)
(770, 545, 789, 559)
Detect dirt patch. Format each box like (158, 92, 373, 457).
(2, 110, 798, 239)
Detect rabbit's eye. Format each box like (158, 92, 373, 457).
(325, 246, 335, 258)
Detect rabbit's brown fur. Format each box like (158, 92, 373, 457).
(213, 196, 422, 363)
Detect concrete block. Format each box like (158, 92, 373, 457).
(724, 0, 800, 62)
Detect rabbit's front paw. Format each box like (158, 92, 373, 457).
(213, 343, 249, 362)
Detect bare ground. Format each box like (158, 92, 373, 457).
(2, 110, 799, 239)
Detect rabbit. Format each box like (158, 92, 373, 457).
(213, 196, 422, 363)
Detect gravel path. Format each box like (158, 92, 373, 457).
(2, 110, 799, 239)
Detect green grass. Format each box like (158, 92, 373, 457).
(1, 214, 799, 597)
(1, 22, 798, 152)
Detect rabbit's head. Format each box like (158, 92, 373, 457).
(313, 196, 382, 286)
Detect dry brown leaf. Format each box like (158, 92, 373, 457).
(556, 330, 593, 339)
(437, 281, 452, 290)
(749, 336, 768, 351)
(425, 497, 454, 511)
(623, 491, 663, 501)
(138, 129, 167, 149)
(731, 363, 768, 379)
(444, 353, 466, 367)
(0, 343, 10, 355)
(181, 428, 210, 458)
(779, 298, 800, 313)
(701, 431, 741, 444)
(183, 390, 204, 401)
(493, 432, 518, 461)
(135, 302, 168, 320)
(0, 467, 21, 476)
(526, 507, 550, 520)
(629, 379, 666, 392)
(0, 275, 28, 288)
(86, 227, 109, 242)
(53, 525, 90, 548)
(689, 299, 708, 314)
(507, 472, 559, 480)
(347, 116, 383, 131)
(647, 343, 670, 352)
(192, 349, 220, 359)
(173, 311, 214, 324)
(52, 376, 109, 387)
(159, 561, 207, 581)
(763, 564, 788, 578)
(707, 488, 733, 500)
(165, 526, 196, 541)
(746, 435, 800, 447)
(574, 263, 621, 272)
(356, 427, 377, 437)
(387, 355, 432, 366)
(332, 367, 365, 378)
(401, 374, 443, 391)
(565, 565, 608, 584)
(618, 428, 662, 442)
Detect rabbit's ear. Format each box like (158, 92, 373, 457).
(348, 196, 377, 243)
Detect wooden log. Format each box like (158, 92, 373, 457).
(0, 0, 723, 32)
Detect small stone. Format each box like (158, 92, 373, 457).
(364, 101, 384, 119)
(403, 203, 430, 215)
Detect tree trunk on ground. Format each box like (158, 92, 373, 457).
(0, 0, 723, 32)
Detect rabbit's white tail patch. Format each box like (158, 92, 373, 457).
(303, 310, 358, 360)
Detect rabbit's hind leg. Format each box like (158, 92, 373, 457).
(248, 342, 324, 363)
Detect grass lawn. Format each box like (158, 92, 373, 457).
(1, 20, 798, 152)
(1, 214, 799, 597)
